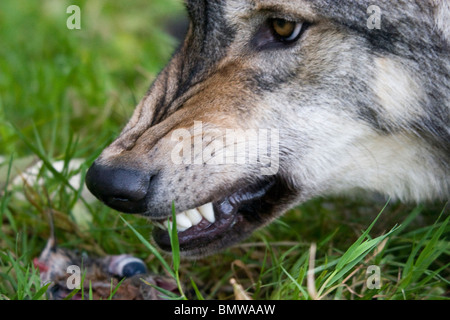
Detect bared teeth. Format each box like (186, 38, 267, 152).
(197, 202, 215, 223)
(176, 212, 192, 230)
(159, 202, 215, 232)
(186, 209, 202, 225)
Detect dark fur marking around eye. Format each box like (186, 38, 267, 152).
(252, 19, 310, 51)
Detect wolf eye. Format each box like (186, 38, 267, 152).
(252, 18, 309, 49)
(271, 18, 303, 42)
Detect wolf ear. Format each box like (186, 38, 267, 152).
(430, 0, 449, 42)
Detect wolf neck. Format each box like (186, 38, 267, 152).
(325, 133, 449, 202)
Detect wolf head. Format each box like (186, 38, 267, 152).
(86, 0, 449, 257)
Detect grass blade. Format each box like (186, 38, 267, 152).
(120, 215, 175, 278)
(168, 202, 180, 273)
(140, 278, 184, 300)
(108, 277, 126, 300)
(190, 277, 205, 300)
(31, 281, 51, 300)
(167, 202, 186, 299)
(281, 265, 309, 299)
(317, 203, 399, 296)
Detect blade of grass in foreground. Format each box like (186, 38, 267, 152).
(31, 282, 52, 300)
(121, 212, 188, 300)
(0, 250, 44, 300)
(168, 202, 180, 274)
(167, 202, 186, 299)
(396, 211, 449, 295)
(316, 201, 399, 297)
(190, 277, 205, 300)
(108, 278, 126, 300)
(119, 216, 175, 279)
(140, 278, 184, 300)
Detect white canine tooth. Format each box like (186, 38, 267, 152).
(198, 202, 215, 223)
(186, 209, 202, 225)
(176, 212, 193, 229)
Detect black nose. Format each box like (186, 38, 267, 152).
(85, 162, 150, 213)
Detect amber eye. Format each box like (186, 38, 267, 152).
(271, 18, 303, 41)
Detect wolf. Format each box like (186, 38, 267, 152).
(86, 0, 449, 258)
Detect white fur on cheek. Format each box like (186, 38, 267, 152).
(374, 57, 424, 125)
(286, 109, 447, 202)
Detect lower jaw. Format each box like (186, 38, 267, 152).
(152, 202, 242, 254)
(152, 176, 288, 256)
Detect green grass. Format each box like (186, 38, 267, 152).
(0, 0, 448, 300)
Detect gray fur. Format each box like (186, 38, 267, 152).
(86, 0, 449, 257)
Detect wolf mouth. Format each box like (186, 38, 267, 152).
(152, 177, 282, 255)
